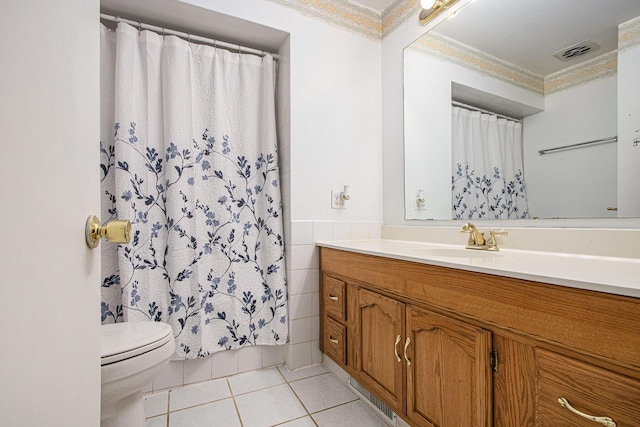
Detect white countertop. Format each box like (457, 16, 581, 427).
(316, 239, 640, 299)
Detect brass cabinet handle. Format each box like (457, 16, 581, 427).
(557, 397, 616, 427)
(394, 334, 402, 362)
(404, 337, 412, 366)
(328, 336, 339, 344)
(327, 294, 339, 301)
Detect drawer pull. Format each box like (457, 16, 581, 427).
(394, 334, 402, 362)
(327, 294, 339, 301)
(328, 336, 339, 345)
(557, 397, 616, 427)
(404, 337, 412, 366)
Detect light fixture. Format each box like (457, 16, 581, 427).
(419, 0, 460, 26)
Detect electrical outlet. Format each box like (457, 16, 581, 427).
(331, 191, 345, 209)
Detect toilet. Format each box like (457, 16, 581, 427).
(101, 321, 175, 427)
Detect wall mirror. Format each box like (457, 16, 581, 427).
(404, 0, 640, 221)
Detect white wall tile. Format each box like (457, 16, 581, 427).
(287, 342, 312, 370)
(284, 220, 292, 247)
(312, 221, 333, 242)
(290, 317, 313, 344)
(289, 293, 314, 320)
(311, 340, 323, 365)
(332, 222, 352, 240)
(238, 345, 263, 373)
(211, 349, 239, 379)
(289, 268, 318, 295)
(311, 316, 319, 341)
(369, 222, 383, 239)
(262, 345, 286, 367)
(152, 360, 184, 391)
(312, 292, 319, 317)
(289, 244, 318, 270)
(183, 357, 213, 385)
(351, 222, 371, 239)
(291, 221, 314, 245)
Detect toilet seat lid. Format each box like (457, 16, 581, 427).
(101, 322, 173, 365)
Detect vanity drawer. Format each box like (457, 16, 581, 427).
(323, 315, 347, 365)
(535, 348, 640, 426)
(323, 275, 346, 321)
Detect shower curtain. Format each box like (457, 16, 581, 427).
(451, 106, 529, 219)
(99, 23, 288, 359)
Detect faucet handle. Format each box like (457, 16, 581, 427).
(487, 229, 508, 250)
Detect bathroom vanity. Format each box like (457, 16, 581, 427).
(318, 242, 640, 427)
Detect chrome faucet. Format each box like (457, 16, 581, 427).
(461, 223, 507, 251)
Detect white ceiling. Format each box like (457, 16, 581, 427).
(428, 0, 640, 76)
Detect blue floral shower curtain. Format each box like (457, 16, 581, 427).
(99, 23, 288, 359)
(451, 106, 529, 219)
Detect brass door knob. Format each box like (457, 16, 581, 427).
(85, 215, 131, 249)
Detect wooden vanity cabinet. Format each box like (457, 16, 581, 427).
(322, 275, 493, 426)
(319, 247, 640, 427)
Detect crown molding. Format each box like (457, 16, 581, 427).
(264, 0, 416, 39)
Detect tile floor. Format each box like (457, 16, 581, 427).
(143, 364, 392, 427)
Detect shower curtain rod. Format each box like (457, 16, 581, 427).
(538, 136, 617, 155)
(452, 101, 522, 123)
(99, 13, 279, 60)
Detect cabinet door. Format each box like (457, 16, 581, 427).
(406, 306, 492, 427)
(356, 288, 405, 414)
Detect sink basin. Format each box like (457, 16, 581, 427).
(408, 248, 502, 259)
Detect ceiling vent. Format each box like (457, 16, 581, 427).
(553, 40, 601, 61)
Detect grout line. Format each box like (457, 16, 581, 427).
(284, 380, 315, 423)
(229, 377, 245, 427)
(145, 363, 384, 426)
(165, 390, 171, 426)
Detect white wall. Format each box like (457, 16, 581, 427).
(524, 77, 617, 218)
(184, 0, 383, 223)
(618, 20, 640, 218)
(0, 0, 101, 425)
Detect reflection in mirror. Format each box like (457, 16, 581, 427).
(404, 0, 640, 220)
